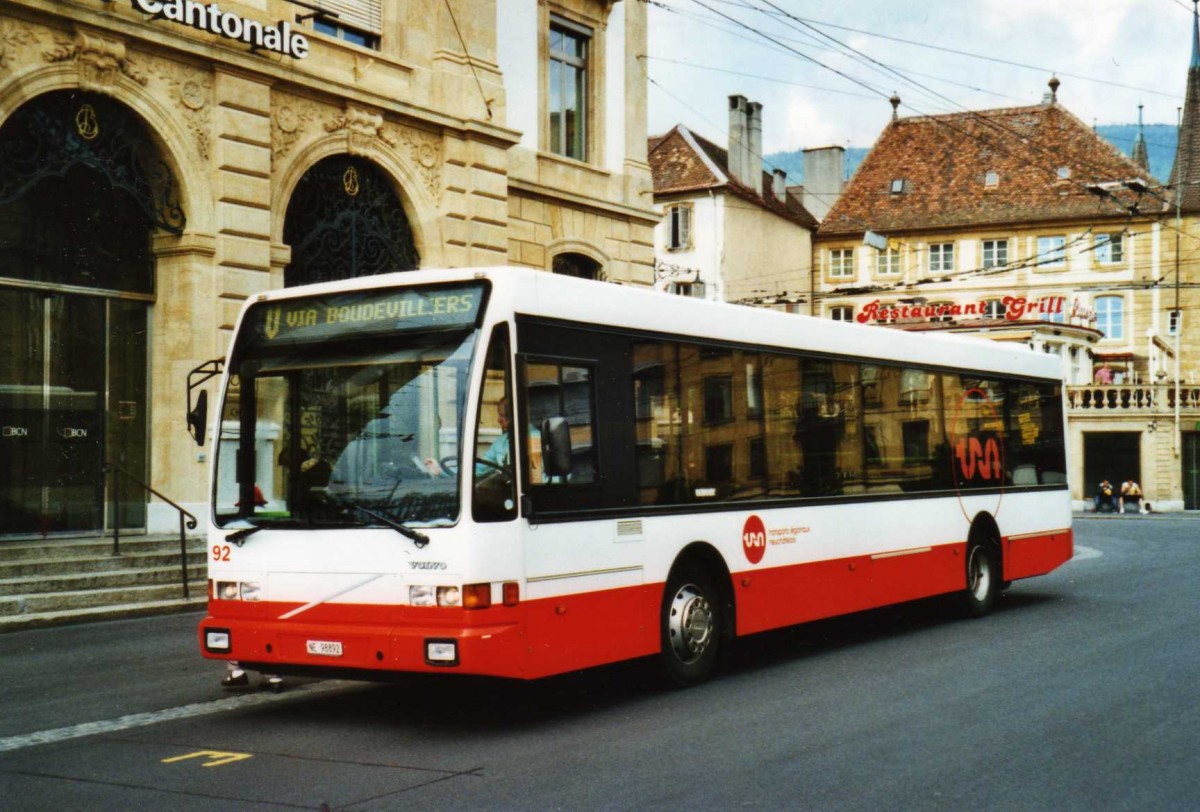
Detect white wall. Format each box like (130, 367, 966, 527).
(653, 193, 723, 300)
(605, 1, 626, 173)
(496, 2, 539, 151)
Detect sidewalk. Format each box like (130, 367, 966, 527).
(1074, 510, 1200, 519)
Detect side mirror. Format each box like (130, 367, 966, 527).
(187, 390, 208, 447)
(541, 416, 572, 477)
(186, 358, 223, 448)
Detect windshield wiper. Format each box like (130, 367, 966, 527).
(225, 522, 262, 547)
(347, 504, 430, 548)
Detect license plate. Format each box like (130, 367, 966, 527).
(306, 640, 343, 657)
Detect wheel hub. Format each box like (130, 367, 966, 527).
(969, 547, 991, 601)
(668, 584, 713, 663)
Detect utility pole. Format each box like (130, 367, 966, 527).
(1177, 100, 1186, 465)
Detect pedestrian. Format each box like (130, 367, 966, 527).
(222, 661, 283, 692)
(1094, 362, 1114, 384)
(1095, 479, 1115, 512)
(1120, 479, 1145, 514)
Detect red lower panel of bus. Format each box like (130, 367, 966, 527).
(1003, 528, 1074, 581)
(200, 586, 662, 680)
(734, 542, 966, 636)
(200, 530, 1072, 680)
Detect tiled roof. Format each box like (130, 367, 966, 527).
(818, 103, 1160, 237)
(648, 125, 818, 229)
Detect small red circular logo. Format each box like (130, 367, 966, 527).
(742, 514, 766, 564)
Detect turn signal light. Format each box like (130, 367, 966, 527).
(463, 583, 491, 609)
(502, 581, 519, 606)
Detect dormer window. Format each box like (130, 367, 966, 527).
(984, 170, 999, 188)
(890, 178, 905, 194)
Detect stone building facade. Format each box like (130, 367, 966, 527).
(813, 85, 1200, 511)
(0, 0, 655, 538)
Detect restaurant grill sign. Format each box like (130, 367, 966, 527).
(856, 295, 1068, 324)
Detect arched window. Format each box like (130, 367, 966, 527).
(283, 156, 418, 287)
(1095, 296, 1124, 339)
(552, 252, 603, 280)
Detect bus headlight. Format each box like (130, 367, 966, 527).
(409, 584, 491, 608)
(409, 585, 436, 606)
(425, 639, 458, 665)
(215, 581, 261, 601)
(205, 628, 231, 652)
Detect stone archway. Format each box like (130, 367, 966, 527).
(0, 90, 184, 537)
(282, 154, 419, 287)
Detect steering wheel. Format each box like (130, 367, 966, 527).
(439, 456, 460, 475)
(473, 456, 513, 484)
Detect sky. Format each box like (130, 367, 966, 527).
(644, 0, 1198, 155)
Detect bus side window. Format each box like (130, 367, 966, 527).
(472, 325, 517, 523)
(524, 361, 596, 485)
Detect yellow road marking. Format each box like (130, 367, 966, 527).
(162, 750, 252, 767)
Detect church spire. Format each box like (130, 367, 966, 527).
(1169, 0, 1200, 207)
(1193, 0, 1200, 69)
(1133, 103, 1150, 173)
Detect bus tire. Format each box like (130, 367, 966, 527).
(660, 564, 722, 687)
(964, 540, 1000, 618)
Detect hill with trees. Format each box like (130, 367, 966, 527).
(766, 124, 1178, 188)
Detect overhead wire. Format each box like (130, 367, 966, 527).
(646, 0, 1200, 309)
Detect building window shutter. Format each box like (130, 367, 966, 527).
(668, 205, 691, 249)
(314, 0, 382, 34)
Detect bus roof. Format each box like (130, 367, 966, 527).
(243, 267, 1063, 381)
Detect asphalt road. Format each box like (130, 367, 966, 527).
(1, 515, 1197, 811)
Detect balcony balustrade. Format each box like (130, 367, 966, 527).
(1066, 383, 1200, 413)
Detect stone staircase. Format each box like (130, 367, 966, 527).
(0, 535, 208, 633)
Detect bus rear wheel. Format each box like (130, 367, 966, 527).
(660, 565, 721, 687)
(964, 541, 999, 618)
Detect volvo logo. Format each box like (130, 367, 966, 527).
(409, 561, 447, 571)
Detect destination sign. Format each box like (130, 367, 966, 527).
(246, 282, 487, 349)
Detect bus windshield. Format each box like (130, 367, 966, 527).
(213, 282, 487, 529)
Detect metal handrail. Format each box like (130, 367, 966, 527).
(103, 462, 199, 599)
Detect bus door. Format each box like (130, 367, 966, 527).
(515, 321, 653, 668)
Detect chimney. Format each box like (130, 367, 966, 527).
(728, 95, 748, 187)
(773, 168, 787, 203)
(747, 101, 763, 195)
(802, 145, 846, 222)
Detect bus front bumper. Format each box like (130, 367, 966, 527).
(199, 613, 529, 679)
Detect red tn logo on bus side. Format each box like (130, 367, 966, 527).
(951, 387, 1006, 485)
(742, 514, 766, 564)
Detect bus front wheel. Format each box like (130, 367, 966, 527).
(660, 565, 721, 687)
(964, 541, 1000, 618)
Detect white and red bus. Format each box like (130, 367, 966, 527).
(198, 268, 1072, 686)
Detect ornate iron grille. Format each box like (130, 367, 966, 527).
(283, 156, 419, 287)
(0, 91, 186, 234)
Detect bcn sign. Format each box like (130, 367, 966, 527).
(131, 0, 310, 60)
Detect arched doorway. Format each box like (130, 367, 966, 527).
(283, 155, 419, 287)
(552, 252, 604, 280)
(0, 91, 184, 537)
